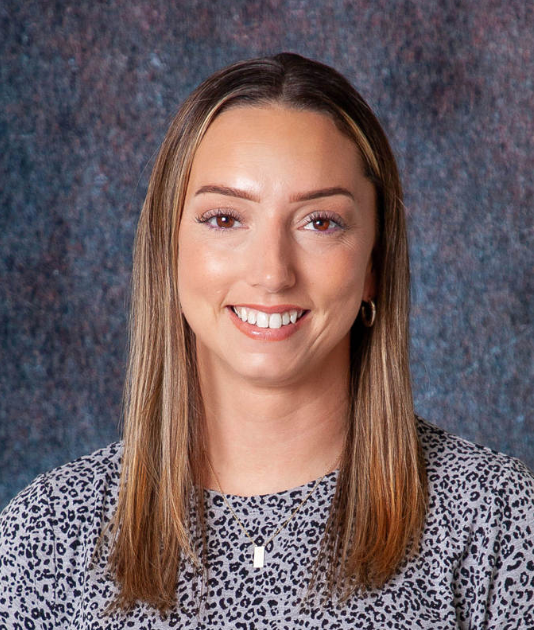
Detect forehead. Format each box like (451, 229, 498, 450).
(187, 105, 369, 193)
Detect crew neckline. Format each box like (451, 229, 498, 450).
(202, 468, 339, 500)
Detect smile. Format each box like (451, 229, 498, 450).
(232, 306, 305, 329)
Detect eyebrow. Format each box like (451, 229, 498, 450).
(194, 184, 354, 203)
(194, 185, 259, 201)
(290, 187, 354, 202)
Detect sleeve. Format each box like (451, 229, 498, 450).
(0, 474, 58, 629)
(453, 456, 534, 630)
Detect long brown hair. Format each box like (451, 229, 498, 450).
(109, 52, 427, 612)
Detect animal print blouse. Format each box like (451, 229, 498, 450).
(1, 420, 533, 629)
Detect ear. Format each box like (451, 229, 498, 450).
(362, 252, 376, 301)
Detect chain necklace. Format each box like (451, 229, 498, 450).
(206, 456, 337, 568)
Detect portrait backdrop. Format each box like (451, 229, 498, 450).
(1, 0, 532, 510)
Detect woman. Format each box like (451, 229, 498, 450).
(1, 53, 533, 628)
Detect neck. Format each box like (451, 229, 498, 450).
(200, 356, 348, 496)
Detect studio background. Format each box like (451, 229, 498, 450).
(1, 0, 532, 511)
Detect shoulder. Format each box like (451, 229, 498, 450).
(417, 417, 534, 536)
(0, 442, 123, 621)
(45, 440, 123, 501)
(417, 420, 534, 626)
(1, 441, 123, 554)
(2, 441, 123, 519)
(417, 416, 533, 491)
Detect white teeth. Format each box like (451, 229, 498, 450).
(256, 312, 269, 328)
(269, 313, 282, 329)
(233, 306, 304, 329)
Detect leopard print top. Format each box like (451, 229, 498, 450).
(1, 420, 533, 629)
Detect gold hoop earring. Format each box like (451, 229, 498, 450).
(360, 299, 376, 328)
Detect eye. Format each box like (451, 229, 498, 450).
(197, 210, 243, 230)
(309, 218, 333, 231)
(302, 212, 345, 233)
(211, 215, 237, 228)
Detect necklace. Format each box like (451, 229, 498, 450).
(206, 457, 337, 568)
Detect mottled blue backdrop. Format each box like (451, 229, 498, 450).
(1, 0, 532, 510)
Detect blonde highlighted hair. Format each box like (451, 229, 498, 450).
(109, 52, 427, 612)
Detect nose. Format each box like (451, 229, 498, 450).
(246, 221, 296, 293)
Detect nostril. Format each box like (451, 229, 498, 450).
(249, 266, 296, 291)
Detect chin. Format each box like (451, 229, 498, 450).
(230, 355, 303, 388)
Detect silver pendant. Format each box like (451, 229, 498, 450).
(253, 545, 265, 568)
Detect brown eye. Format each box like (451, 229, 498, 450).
(312, 218, 330, 231)
(303, 214, 343, 233)
(216, 215, 235, 228)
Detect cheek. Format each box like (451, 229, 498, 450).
(178, 236, 234, 305)
(309, 249, 370, 335)
(316, 249, 369, 302)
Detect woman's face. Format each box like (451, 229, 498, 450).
(178, 105, 376, 387)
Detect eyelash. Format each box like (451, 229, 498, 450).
(196, 209, 347, 233)
(304, 211, 347, 233)
(196, 209, 243, 230)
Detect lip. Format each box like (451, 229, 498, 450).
(231, 303, 305, 314)
(227, 305, 309, 341)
